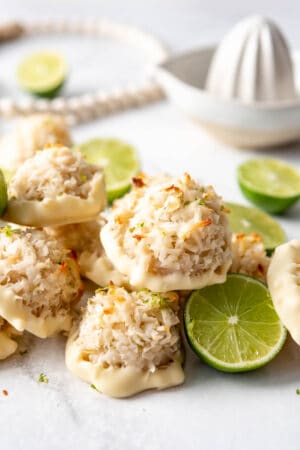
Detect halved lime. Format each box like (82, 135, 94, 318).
(226, 202, 286, 252)
(17, 51, 67, 98)
(238, 159, 300, 214)
(184, 274, 286, 372)
(0, 170, 8, 216)
(77, 138, 140, 203)
(1, 168, 14, 185)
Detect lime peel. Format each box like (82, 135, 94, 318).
(77, 138, 140, 203)
(226, 202, 286, 251)
(184, 274, 287, 372)
(17, 51, 67, 98)
(237, 159, 300, 214)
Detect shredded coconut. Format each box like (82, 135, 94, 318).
(45, 219, 104, 258)
(230, 233, 270, 282)
(74, 286, 181, 372)
(0, 227, 82, 319)
(0, 114, 72, 170)
(9, 145, 102, 201)
(103, 173, 232, 278)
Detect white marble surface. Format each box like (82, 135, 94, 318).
(1, 1, 300, 450)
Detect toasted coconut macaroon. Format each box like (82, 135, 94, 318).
(0, 316, 21, 360)
(101, 173, 232, 291)
(5, 145, 106, 227)
(268, 240, 300, 344)
(46, 219, 127, 287)
(66, 285, 184, 397)
(0, 226, 83, 338)
(230, 233, 270, 282)
(0, 114, 72, 171)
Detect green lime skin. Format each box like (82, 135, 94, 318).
(0, 170, 8, 216)
(237, 159, 300, 214)
(77, 138, 140, 203)
(184, 274, 287, 373)
(17, 51, 67, 98)
(226, 202, 286, 253)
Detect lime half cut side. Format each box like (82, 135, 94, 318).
(0, 170, 8, 216)
(226, 202, 286, 252)
(184, 274, 286, 372)
(238, 159, 300, 214)
(77, 138, 140, 203)
(17, 51, 67, 98)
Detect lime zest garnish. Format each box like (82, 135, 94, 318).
(38, 372, 49, 383)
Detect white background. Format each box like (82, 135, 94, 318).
(0, 1, 300, 449)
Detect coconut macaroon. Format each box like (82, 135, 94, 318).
(268, 240, 300, 344)
(0, 316, 21, 360)
(0, 226, 82, 338)
(66, 285, 184, 397)
(0, 114, 72, 171)
(5, 145, 106, 227)
(46, 219, 127, 287)
(101, 173, 232, 291)
(230, 233, 270, 282)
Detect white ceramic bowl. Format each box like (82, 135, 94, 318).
(155, 47, 300, 148)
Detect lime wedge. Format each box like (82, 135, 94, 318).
(1, 168, 14, 185)
(77, 138, 140, 203)
(17, 51, 67, 98)
(226, 202, 286, 252)
(184, 274, 286, 372)
(238, 159, 300, 214)
(0, 170, 8, 216)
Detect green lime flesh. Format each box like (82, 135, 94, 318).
(238, 159, 300, 214)
(77, 138, 140, 203)
(0, 170, 8, 216)
(226, 202, 286, 252)
(17, 51, 67, 98)
(184, 274, 286, 372)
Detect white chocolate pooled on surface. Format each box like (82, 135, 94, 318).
(0, 114, 72, 171)
(6, 146, 106, 227)
(267, 240, 300, 344)
(46, 220, 127, 287)
(101, 173, 232, 291)
(66, 286, 184, 397)
(0, 227, 82, 338)
(230, 232, 270, 282)
(205, 16, 297, 103)
(0, 317, 20, 360)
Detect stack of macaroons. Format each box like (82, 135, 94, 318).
(66, 172, 234, 396)
(0, 114, 273, 398)
(0, 115, 107, 359)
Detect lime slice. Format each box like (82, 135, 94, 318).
(17, 51, 67, 98)
(0, 170, 8, 216)
(238, 159, 300, 214)
(226, 202, 286, 252)
(77, 138, 140, 203)
(184, 274, 286, 372)
(1, 168, 14, 185)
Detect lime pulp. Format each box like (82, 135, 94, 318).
(184, 274, 286, 372)
(226, 202, 286, 252)
(77, 138, 140, 203)
(17, 51, 67, 98)
(237, 159, 300, 214)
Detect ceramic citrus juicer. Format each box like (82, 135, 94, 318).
(156, 15, 300, 148)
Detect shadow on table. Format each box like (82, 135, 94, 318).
(184, 334, 300, 391)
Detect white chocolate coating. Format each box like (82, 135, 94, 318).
(0, 285, 72, 338)
(267, 240, 300, 344)
(6, 172, 106, 227)
(66, 329, 184, 398)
